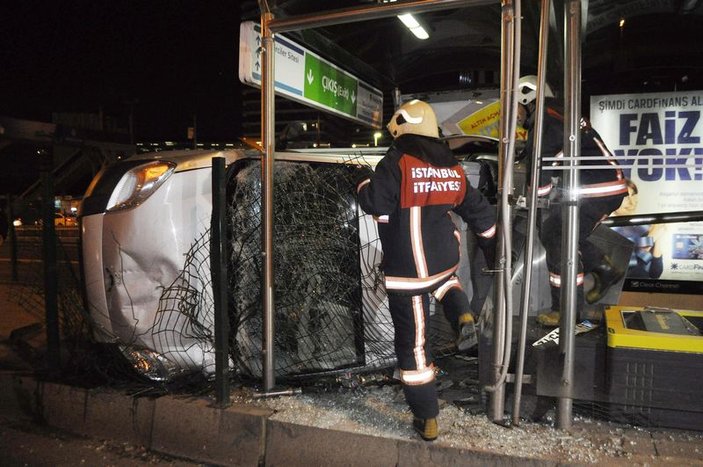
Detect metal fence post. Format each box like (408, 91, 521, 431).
(40, 148, 60, 373)
(260, 8, 277, 393)
(557, 0, 583, 430)
(5, 194, 18, 282)
(211, 156, 230, 406)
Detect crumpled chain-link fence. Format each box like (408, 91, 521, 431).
(4, 227, 98, 377)
(226, 159, 396, 380)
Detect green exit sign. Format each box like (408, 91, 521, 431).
(304, 54, 357, 116)
(239, 21, 383, 128)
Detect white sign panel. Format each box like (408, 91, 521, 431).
(238, 21, 383, 128)
(591, 91, 703, 214)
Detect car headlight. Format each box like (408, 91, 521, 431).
(118, 345, 184, 382)
(106, 161, 176, 212)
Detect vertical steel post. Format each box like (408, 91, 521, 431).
(260, 9, 276, 392)
(512, 0, 551, 425)
(40, 148, 60, 373)
(211, 156, 230, 406)
(392, 88, 402, 109)
(193, 114, 198, 150)
(489, 0, 518, 422)
(6, 194, 18, 282)
(557, 0, 583, 430)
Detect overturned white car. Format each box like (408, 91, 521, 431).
(80, 146, 399, 381)
(80, 140, 500, 382)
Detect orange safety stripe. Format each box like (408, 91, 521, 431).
(549, 272, 585, 287)
(400, 367, 435, 386)
(433, 277, 461, 300)
(357, 178, 371, 192)
(538, 183, 553, 197)
(410, 206, 428, 278)
(411, 295, 427, 370)
(385, 265, 458, 291)
(578, 179, 629, 198)
(479, 223, 496, 238)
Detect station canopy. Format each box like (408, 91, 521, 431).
(239, 0, 703, 146)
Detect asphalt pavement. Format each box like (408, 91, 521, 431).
(0, 416, 203, 467)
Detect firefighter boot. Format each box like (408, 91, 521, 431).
(586, 256, 625, 304)
(536, 310, 560, 327)
(413, 417, 438, 441)
(456, 313, 478, 351)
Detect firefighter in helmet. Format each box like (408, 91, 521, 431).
(356, 99, 496, 441)
(518, 75, 628, 326)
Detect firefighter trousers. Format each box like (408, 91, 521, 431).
(433, 275, 472, 332)
(387, 292, 439, 420)
(539, 196, 624, 313)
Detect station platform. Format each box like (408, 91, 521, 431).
(2, 283, 703, 466)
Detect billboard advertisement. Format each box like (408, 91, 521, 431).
(590, 90, 703, 294)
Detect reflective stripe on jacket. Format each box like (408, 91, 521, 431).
(357, 134, 496, 295)
(528, 99, 628, 200)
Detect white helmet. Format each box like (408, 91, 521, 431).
(517, 75, 554, 105)
(387, 99, 439, 139)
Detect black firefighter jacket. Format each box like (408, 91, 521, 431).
(526, 97, 628, 200)
(357, 134, 497, 295)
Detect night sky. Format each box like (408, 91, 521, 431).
(1, 2, 244, 142)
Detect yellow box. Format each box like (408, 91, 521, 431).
(605, 305, 703, 354)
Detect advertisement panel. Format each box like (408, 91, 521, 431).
(418, 89, 527, 140)
(456, 101, 528, 141)
(590, 90, 703, 293)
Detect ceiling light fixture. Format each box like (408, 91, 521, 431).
(397, 13, 429, 40)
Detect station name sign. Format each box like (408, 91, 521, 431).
(238, 21, 383, 129)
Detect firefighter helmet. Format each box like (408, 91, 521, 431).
(387, 99, 439, 139)
(517, 75, 554, 106)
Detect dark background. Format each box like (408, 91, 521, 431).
(3, 1, 703, 142)
(1, 2, 243, 142)
(1, 1, 702, 157)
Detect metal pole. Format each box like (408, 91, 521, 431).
(603, 210, 703, 227)
(488, 0, 518, 422)
(211, 156, 230, 406)
(259, 0, 485, 395)
(557, 0, 582, 430)
(260, 8, 276, 392)
(40, 148, 60, 373)
(193, 114, 198, 150)
(128, 100, 135, 145)
(6, 194, 18, 282)
(392, 88, 402, 110)
(512, 0, 551, 425)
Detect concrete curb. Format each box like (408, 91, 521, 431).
(1, 371, 701, 466)
(151, 394, 271, 466)
(0, 371, 559, 466)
